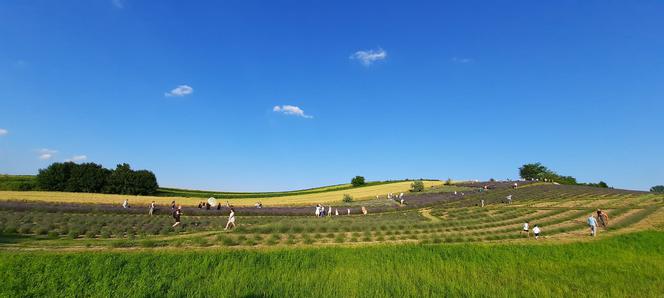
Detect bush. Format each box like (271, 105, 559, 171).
(342, 194, 353, 203)
(444, 178, 453, 186)
(351, 176, 366, 187)
(651, 185, 664, 193)
(411, 181, 424, 192)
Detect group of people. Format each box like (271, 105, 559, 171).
(520, 209, 610, 240)
(521, 221, 542, 239)
(587, 209, 609, 236)
(314, 204, 349, 217)
(197, 201, 222, 210)
(387, 192, 406, 205)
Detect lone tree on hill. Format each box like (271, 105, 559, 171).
(651, 185, 664, 193)
(351, 176, 366, 187)
(519, 163, 550, 180)
(411, 180, 424, 192)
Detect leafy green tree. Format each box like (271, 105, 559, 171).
(36, 162, 76, 191)
(651, 185, 664, 193)
(351, 176, 366, 187)
(65, 163, 110, 193)
(519, 163, 550, 180)
(411, 180, 424, 192)
(131, 170, 159, 195)
(597, 181, 609, 188)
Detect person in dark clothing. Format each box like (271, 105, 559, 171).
(172, 206, 182, 228)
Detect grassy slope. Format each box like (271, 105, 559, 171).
(1, 231, 662, 297)
(0, 180, 443, 206)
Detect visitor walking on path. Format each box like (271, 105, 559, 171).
(521, 221, 530, 238)
(588, 215, 597, 236)
(149, 201, 155, 216)
(172, 206, 182, 228)
(533, 225, 541, 239)
(225, 208, 236, 230)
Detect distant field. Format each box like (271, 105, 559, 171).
(0, 180, 444, 206)
(1, 231, 662, 297)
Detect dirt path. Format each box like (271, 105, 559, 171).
(419, 208, 441, 222)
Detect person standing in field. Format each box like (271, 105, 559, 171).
(149, 201, 155, 216)
(122, 199, 129, 209)
(224, 208, 236, 230)
(533, 225, 541, 239)
(172, 206, 182, 228)
(347, 208, 351, 215)
(361, 206, 368, 215)
(481, 199, 485, 207)
(171, 200, 176, 210)
(506, 195, 512, 204)
(328, 206, 332, 217)
(315, 205, 321, 217)
(597, 209, 609, 228)
(335, 208, 339, 216)
(587, 214, 597, 236)
(521, 221, 530, 238)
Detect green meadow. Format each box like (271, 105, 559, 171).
(1, 231, 662, 297)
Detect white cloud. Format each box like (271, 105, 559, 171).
(37, 149, 57, 160)
(273, 105, 313, 119)
(350, 48, 387, 66)
(65, 155, 88, 163)
(112, 0, 124, 8)
(165, 85, 193, 97)
(452, 57, 474, 63)
(0, 128, 7, 136)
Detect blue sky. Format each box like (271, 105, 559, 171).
(1, 0, 663, 191)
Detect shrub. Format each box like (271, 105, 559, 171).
(444, 178, 453, 186)
(651, 185, 664, 193)
(342, 194, 354, 203)
(411, 181, 424, 192)
(351, 176, 366, 187)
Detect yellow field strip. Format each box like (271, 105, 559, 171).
(0, 180, 443, 207)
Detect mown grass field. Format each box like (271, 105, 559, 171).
(1, 231, 662, 297)
(0, 180, 444, 206)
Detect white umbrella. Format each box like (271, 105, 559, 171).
(208, 197, 218, 207)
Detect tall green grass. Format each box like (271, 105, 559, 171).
(1, 231, 662, 297)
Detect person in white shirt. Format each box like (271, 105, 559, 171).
(328, 206, 332, 217)
(149, 201, 155, 215)
(122, 199, 129, 209)
(347, 208, 350, 215)
(521, 221, 530, 238)
(224, 208, 236, 230)
(315, 205, 320, 217)
(506, 195, 512, 204)
(335, 209, 339, 216)
(533, 225, 541, 239)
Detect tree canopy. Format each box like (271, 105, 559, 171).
(36, 162, 158, 195)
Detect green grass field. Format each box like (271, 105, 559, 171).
(1, 182, 663, 297)
(1, 231, 662, 297)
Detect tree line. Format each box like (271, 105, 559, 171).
(519, 163, 609, 188)
(36, 162, 159, 195)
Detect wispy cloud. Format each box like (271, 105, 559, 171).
(451, 57, 474, 64)
(37, 149, 57, 160)
(0, 128, 7, 136)
(65, 155, 88, 163)
(273, 105, 313, 119)
(350, 48, 387, 66)
(112, 0, 124, 8)
(165, 85, 193, 97)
